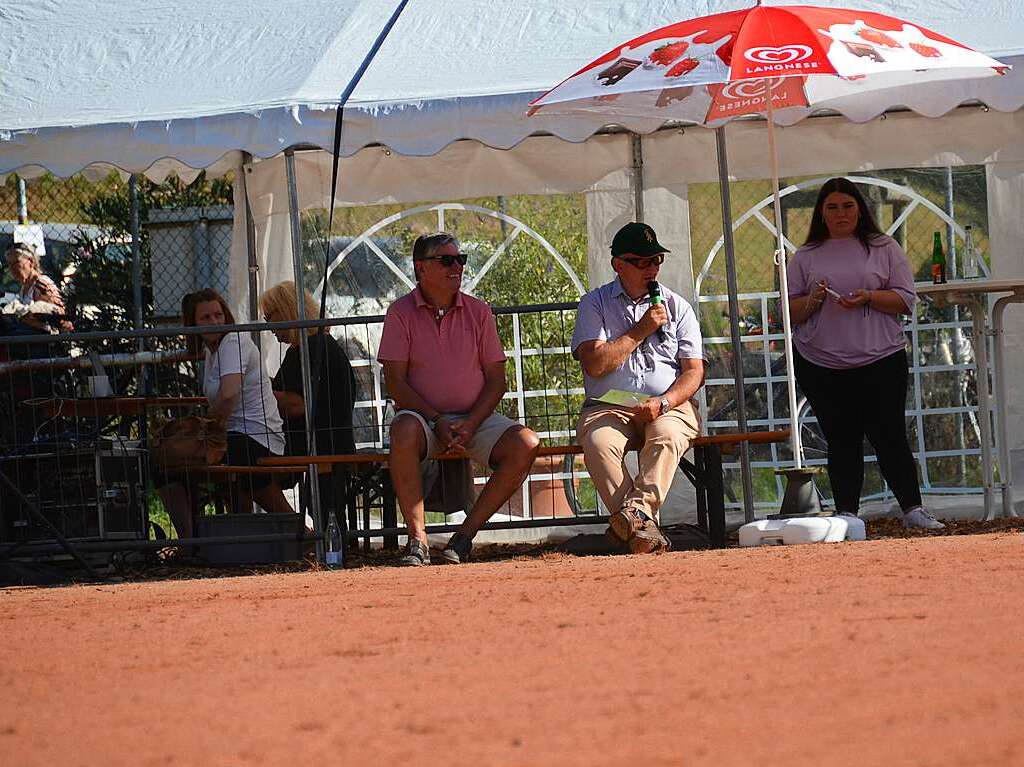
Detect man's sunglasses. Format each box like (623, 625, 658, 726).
(416, 253, 469, 267)
(616, 254, 665, 269)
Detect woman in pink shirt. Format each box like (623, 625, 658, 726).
(787, 177, 943, 530)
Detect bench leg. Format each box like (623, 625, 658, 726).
(381, 469, 399, 550)
(361, 485, 372, 553)
(345, 478, 359, 554)
(685, 453, 709, 533)
(339, 469, 365, 555)
(701, 444, 727, 549)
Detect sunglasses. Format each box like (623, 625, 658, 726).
(417, 253, 469, 267)
(616, 254, 665, 269)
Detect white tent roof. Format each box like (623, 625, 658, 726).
(2, 0, 1023, 178)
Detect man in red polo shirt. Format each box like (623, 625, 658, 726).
(378, 232, 540, 566)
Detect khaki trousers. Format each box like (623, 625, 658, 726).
(576, 401, 700, 522)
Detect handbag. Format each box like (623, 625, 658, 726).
(149, 415, 227, 475)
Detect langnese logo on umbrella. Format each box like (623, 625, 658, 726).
(742, 44, 821, 75)
(706, 77, 808, 120)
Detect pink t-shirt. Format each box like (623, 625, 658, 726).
(787, 235, 917, 369)
(377, 288, 507, 413)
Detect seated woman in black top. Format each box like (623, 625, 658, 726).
(260, 281, 357, 462)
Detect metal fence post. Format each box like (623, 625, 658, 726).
(194, 212, 212, 291)
(16, 175, 28, 224)
(128, 174, 148, 397)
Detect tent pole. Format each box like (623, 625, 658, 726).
(715, 127, 756, 523)
(630, 134, 645, 223)
(284, 149, 323, 547)
(129, 175, 143, 331)
(241, 152, 259, 322)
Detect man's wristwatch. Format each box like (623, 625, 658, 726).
(659, 397, 671, 416)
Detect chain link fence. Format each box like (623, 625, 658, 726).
(1, 171, 236, 335)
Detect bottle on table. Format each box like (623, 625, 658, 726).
(962, 225, 981, 279)
(931, 231, 947, 284)
(325, 509, 343, 569)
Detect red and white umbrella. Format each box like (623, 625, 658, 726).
(530, 3, 1006, 124)
(530, 2, 1008, 467)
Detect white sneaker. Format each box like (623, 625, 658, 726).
(902, 506, 945, 530)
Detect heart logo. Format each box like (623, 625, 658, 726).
(720, 78, 785, 99)
(744, 45, 813, 64)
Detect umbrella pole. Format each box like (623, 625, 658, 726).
(763, 82, 803, 469)
(764, 82, 825, 518)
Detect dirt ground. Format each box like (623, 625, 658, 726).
(2, 530, 1023, 767)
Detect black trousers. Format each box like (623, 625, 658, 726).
(794, 349, 922, 513)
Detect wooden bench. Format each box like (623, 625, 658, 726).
(259, 430, 789, 550)
(188, 464, 308, 518)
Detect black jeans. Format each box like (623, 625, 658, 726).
(794, 349, 922, 513)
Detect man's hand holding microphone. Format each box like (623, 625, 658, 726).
(634, 281, 670, 341)
(630, 280, 671, 424)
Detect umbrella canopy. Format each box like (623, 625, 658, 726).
(529, 3, 1008, 124)
(530, 2, 1009, 469)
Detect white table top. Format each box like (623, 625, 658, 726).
(917, 279, 1024, 298)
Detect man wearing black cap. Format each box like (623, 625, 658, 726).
(571, 222, 705, 553)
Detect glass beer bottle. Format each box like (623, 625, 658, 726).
(931, 231, 947, 284)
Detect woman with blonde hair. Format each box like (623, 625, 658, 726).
(259, 281, 356, 458)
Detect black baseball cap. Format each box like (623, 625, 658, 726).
(610, 222, 670, 258)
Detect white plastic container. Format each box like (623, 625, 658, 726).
(738, 516, 866, 547)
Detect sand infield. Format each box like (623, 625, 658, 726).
(2, 531, 1022, 766)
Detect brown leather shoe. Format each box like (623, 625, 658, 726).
(608, 509, 645, 543)
(627, 518, 671, 554)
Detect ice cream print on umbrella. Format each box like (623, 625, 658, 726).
(525, 31, 731, 118)
(819, 20, 1009, 76)
(595, 32, 732, 89)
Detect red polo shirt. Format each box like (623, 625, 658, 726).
(377, 287, 507, 414)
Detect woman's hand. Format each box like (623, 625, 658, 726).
(789, 280, 829, 325)
(839, 289, 871, 309)
(807, 280, 828, 311)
